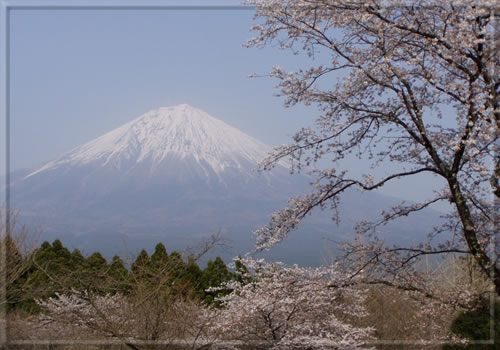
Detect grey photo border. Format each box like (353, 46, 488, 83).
(0, 0, 496, 347)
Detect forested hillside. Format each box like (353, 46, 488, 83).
(7, 238, 235, 314)
(3, 235, 498, 349)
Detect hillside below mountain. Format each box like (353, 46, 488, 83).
(9, 105, 445, 265)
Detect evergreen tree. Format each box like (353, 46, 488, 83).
(32, 240, 73, 286)
(87, 252, 108, 272)
(4, 236, 27, 310)
(184, 257, 203, 296)
(444, 299, 500, 349)
(131, 249, 151, 280)
(69, 248, 85, 269)
(150, 243, 169, 272)
(234, 255, 251, 285)
(109, 255, 128, 280)
(108, 255, 129, 294)
(166, 251, 183, 280)
(18, 240, 74, 312)
(201, 256, 233, 305)
(51, 239, 72, 263)
(81, 252, 109, 291)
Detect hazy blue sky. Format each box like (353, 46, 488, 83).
(5, 1, 449, 209)
(9, 5, 314, 170)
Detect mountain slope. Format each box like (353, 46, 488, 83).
(15, 105, 298, 205)
(10, 105, 445, 265)
(11, 105, 311, 258)
(25, 104, 286, 182)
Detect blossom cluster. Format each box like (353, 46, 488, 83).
(247, 0, 499, 295)
(210, 257, 374, 349)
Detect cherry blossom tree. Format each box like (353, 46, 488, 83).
(211, 257, 374, 349)
(36, 289, 216, 349)
(36, 291, 132, 338)
(248, 0, 499, 296)
(32, 242, 221, 349)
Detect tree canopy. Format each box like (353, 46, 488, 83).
(248, 0, 499, 296)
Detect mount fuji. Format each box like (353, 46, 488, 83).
(11, 105, 319, 262)
(24, 104, 289, 186)
(10, 105, 444, 264)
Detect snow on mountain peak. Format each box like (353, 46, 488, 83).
(25, 105, 280, 180)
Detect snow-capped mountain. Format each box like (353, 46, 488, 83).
(10, 105, 444, 265)
(25, 104, 286, 183)
(16, 105, 298, 205)
(11, 105, 320, 263)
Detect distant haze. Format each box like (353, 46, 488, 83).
(8, 6, 448, 208)
(8, 105, 446, 265)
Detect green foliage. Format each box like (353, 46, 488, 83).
(234, 255, 252, 285)
(151, 243, 169, 270)
(200, 256, 234, 305)
(443, 298, 500, 349)
(87, 252, 108, 271)
(8, 238, 236, 314)
(184, 258, 203, 288)
(203, 257, 232, 287)
(4, 236, 29, 310)
(82, 251, 109, 291)
(131, 249, 151, 280)
(15, 240, 75, 312)
(70, 249, 85, 267)
(13, 240, 111, 312)
(109, 255, 128, 279)
(27, 240, 72, 289)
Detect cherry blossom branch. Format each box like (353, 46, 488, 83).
(247, 0, 500, 295)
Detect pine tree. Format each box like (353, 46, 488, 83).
(108, 255, 129, 294)
(131, 249, 151, 281)
(150, 243, 169, 272)
(81, 252, 109, 291)
(201, 256, 233, 305)
(87, 252, 108, 272)
(69, 248, 85, 269)
(19, 240, 74, 312)
(4, 236, 27, 310)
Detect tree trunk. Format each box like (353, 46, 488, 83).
(449, 177, 500, 295)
